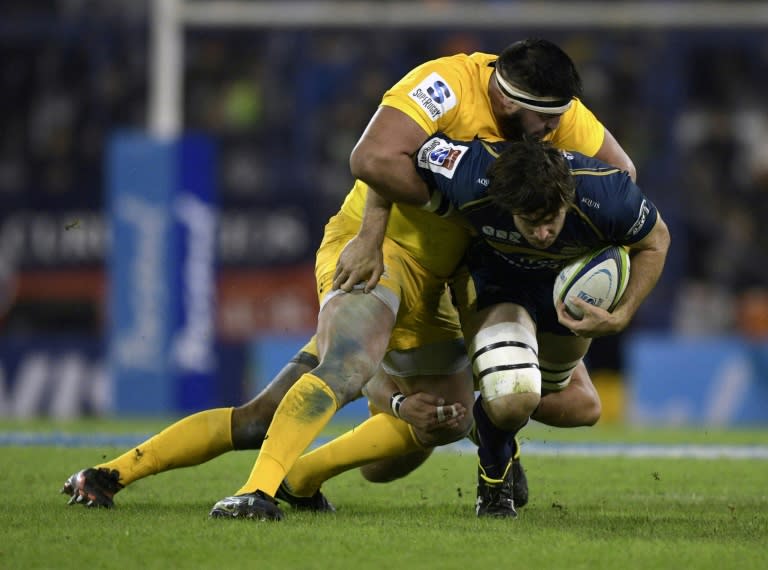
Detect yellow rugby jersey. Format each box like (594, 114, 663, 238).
(338, 52, 606, 278)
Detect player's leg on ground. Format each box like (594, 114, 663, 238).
(61, 348, 316, 507)
(357, 359, 599, 499)
(231, 353, 318, 448)
(467, 305, 541, 475)
(62, 407, 235, 507)
(359, 365, 473, 481)
(464, 303, 543, 517)
(283, 413, 429, 499)
(209, 292, 395, 520)
(230, 291, 395, 500)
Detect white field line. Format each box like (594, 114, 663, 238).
(441, 439, 768, 459)
(2, 431, 768, 459)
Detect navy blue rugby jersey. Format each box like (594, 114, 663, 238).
(416, 134, 658, 273)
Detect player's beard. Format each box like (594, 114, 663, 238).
(497, 113, 527, 141)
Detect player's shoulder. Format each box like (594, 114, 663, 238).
(414, 51, 495, 83)
(431, 51, 495, 68)
(417, 134, 471, 178)
(565, 150, 641, 222)
(416, 134, 500, 209)
(565, 150, 633, 201)
(564, 150, 626, 179)
(417, 133, 501, 174)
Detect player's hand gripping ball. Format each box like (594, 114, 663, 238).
(553, 246, 630, 319)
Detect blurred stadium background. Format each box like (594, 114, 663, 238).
(1, 0, 767, 426)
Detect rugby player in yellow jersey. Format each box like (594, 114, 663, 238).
(61, 39, 634, 517)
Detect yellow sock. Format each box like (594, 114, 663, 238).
(236, 373, 338, 497)
(285, 413, 425, 496)
(97, 407, 234, 486)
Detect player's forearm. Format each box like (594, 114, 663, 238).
(613, 250, 665, 323)
(357, 190, 392, 247)
(361, 371, 401, 415)
(613, 218, 670, 324)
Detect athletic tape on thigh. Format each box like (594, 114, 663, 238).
(319, 283, 400, 317)
(538, 357, 581, 391)
(469, 322, 541, 401)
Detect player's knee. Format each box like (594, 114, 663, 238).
(360, 463, 395, 483)
(576, 387, 602, 426)
(582, 399, 601, 426)
(483, 391, 541, 430)
(470, 322, 541, 428)
(541, 358, 601, 426)
(573, 363, 602, 426)
(314, 356, 377, 405)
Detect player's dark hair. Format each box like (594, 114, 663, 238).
(487, 137, 575, 218)
(496, 38, 583, 100)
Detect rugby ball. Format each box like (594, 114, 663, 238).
(553, 246, 630, 319)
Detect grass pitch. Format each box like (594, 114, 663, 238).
(1, 421, 766, 569)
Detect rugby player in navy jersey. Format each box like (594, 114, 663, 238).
(417, 134, 670, 515)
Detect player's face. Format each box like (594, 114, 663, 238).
(517, 109, 564, 140)
(489, 77, 564, 140)
(513, 206, 567, 250)
(494, 109, 527, 141)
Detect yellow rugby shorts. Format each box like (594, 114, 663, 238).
(315, 212, 463, 354)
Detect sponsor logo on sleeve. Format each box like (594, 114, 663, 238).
(580, 197, 600, 209)
(417, 138, 468, 179)
(626, 199, 650, 237)
(409, 72, 457, 121)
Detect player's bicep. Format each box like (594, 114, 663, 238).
(626, 213, 670, 256)
(352, 106, 429, 162)
(350, 106, 434, 204)
(598, 175, 658, 243)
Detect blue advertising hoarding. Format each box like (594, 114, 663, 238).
(0, 337, 246, 418)
(626, 334, 768, 426)
(108, 132, 217, 415)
